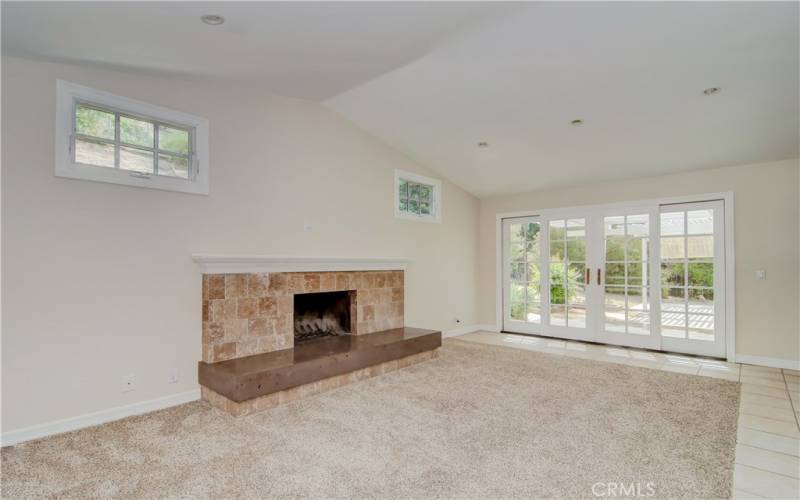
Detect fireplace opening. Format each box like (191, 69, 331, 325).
(293, 291, 353, 343)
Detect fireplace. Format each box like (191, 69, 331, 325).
(293, 290, 355, 343)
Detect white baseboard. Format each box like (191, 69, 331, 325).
(1, 388, 201, 447)
(442, 324, 481, 338)
(735, 354, 800, 371)
(442, 324, 501, 338)
(476, 323, 501, 333)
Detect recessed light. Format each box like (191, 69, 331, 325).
(201, 14, 225, 26)
(570, 119, 584, 126)
(703, 87, 721, 96)
(478, 141, 489, 148)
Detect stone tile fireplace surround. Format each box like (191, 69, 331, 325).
(194, 256, 441, 416)
(202, 270, 404, 363)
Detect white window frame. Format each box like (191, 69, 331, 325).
(394, 169, 442, 223)
(55, 80, 209, 195)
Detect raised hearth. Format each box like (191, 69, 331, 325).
(199, 327, 441, 404)
(196, 263, 438, 416)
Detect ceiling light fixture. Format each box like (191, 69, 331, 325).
(570, 119, 584, 126)
(703, 87, 721, 96)
(478, 141, 489, 148)
(201, 14, 225, 26)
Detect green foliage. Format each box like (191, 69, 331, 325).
(120, 116, 152, 147)
(549, 265, 582, 304)
(76, 105, 114, 140)
(76, 104, 189, 155)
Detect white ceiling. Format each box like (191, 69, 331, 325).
(0, 1, 511, 100)
(328, 2, 800, 197)
(3, 2, 798, 197)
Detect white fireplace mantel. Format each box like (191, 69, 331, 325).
(191, 254, 412, 274)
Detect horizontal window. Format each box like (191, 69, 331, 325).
(55, 80, 209, 194)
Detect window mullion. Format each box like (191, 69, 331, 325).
(114, 113, 120, 169)
(154, 123, 160, 176)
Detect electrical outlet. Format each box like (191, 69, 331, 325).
(121, 374, 135, 393)
(756, 270, 766, 280)
(168, 368, 179, 384)
(454, 318, 461, 324)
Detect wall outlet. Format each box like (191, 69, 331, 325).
(168, 368, 179, 384)
(454, 318, 461, 324)
(121, 374, 135, 393)
(756, 270, 766, 280)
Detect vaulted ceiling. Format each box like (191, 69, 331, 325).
(4, 2, 798, 197)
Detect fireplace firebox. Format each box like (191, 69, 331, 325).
(293, 290, 354, 343)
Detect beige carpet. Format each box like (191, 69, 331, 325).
(2, 339, 739, 499)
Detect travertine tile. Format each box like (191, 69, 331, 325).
(733, 464, 800, 499)
(207, 275, 225, 299)
(740, 392, 794, 410)
(303, 274, 320, 292)
(237, 298, 258, 319)
(730, 488, 764, 499)
(320, 273, 335, 291)
(741, 383, 790, 399)
(202, 270, 404, 360)
(740, 375, 788, 389)
(258, 296, 277, 317)
(739, 402, 797, 423)
(737, 427, 800, 457)
(741, 365, 782, 377)
(739, 414, 800, 438)
(268, 273, 288, 295)
(248, 273, 269, 297)
(698, 367, 739, 381)
(735, 444, 800, 479)
(225, 274, 248, 298)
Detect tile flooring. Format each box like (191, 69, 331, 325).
(455, 331, 800, 499)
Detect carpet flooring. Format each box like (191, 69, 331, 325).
(1, 339, 740, 499)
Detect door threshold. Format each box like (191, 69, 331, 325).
(499, 330, 727, 361)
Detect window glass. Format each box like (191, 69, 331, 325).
(73, 102, 193, 179)
(397, 177, 437, 219)
(76, 104, 115, 140)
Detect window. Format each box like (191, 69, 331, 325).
(394, 169, 441, 223)
(55, 80, 209, 194)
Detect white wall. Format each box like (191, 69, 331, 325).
(479, 159, 800, 364)
(1, 56, 479, 433)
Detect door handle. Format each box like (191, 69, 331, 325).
(597, 268, 602, 286)
(585, 268, 590, 285)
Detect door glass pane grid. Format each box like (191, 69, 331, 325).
(509, 221, 541, 324)
(659, 211, 715, 341)
(549, 219, 585, 328)
(604, 214, 651, 335)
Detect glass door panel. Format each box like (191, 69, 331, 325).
(502, 217, 542, 333)
(595, 208, 659, 350)
(547, 219, 587, 329)
(500, 199, 726, 358)
(659, 201, 725, 357)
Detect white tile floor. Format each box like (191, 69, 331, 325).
(455, 331, 800, 500)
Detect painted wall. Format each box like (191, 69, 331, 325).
(1, 56, 479, 433)
(479, 159, 800, 363)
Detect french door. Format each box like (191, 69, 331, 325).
(502, 199, 727, 358)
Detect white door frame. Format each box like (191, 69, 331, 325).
(495, 192, 736, 361)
